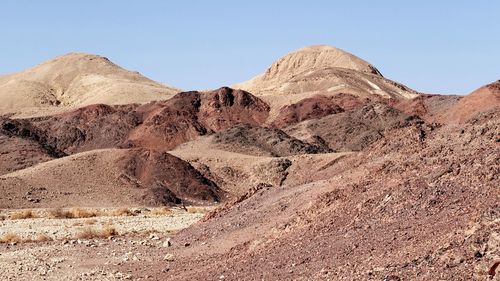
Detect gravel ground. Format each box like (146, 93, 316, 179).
(0, 207, 208, 281)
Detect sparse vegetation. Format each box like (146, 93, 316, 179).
(67, 208, 97, 218)
(150, 207, 172, 216)
(84, 218, 97, 225)
(75, 225, 118, 239)
(33, 234, 52, 242)
(10, 210, 36, 220)
(109, 207, 134, 217)
(48, 208, 96, 219)
(47, 207, 134, 219)
(186, 206, 208, 214)
(0, 233, 53, 244)
(0, 232, 21, 244)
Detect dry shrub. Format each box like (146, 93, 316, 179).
(34, 234, 52, 242)
(10, 210, 36, 220)
(84, 218, 97, 225)
(48, 208, 69, 219)
(0, 232, 21, 244)
(69, 208, 96, 218)
(76, 225, 118, 239)
(150, 207, 172, 216)
(186, 206, 207, 214)
(49, 208, 96, 219)
(109, 208, 133, 217)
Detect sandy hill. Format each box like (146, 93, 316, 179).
(233, 45, 419, 120)
(0, 53, 180, 118)
(0, 148, 221, 208)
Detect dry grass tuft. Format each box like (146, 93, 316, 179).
(49, 208, 97, 219)
(84, 218, 97, 225)
(186, 206, 207, 214)
(33, 234, 52, 242)
(150, 207, 172, 216)
(0, 232, 21, 244)
(109, 208, 134, 217)
(10, 210, 36, 220)
(68, 208, 97, 218)
(76, 225, 118, 239)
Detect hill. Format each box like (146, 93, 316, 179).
(0, 53, 179, 117)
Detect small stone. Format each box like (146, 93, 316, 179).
(149, 234, 160, 240)
(162, 239, 172, 247)
(383, 275, 401, 281)
(163, 254, 174, 261)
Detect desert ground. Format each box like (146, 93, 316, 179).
(0, 45, 498, 280)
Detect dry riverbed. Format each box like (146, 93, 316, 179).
(0, 206, 211, 280)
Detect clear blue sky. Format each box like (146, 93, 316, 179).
(1, 0, 498, 94)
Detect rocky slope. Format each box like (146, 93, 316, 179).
(139, 103, 500, 281)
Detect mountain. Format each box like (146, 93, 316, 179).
(0, 53, 179, 117)
(233, 45, 419, 101)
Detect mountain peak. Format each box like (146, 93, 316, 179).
(263, 45, 382, 80)
(233, 45, 417, 99)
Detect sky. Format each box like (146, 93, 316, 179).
(0, 0, 498, 94)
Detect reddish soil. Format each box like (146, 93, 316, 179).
(0, 87, 269, 165)
(0, 132, 54, 175)
(118, 148, 222, 204)
(390, 94, 461, 122)
(126, 87, 269, 149)
(272, 93, 369, 127)
(134, 108, 499, 281)
(438, 80, 500, 124)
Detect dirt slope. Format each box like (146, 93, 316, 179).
(0, 53, 179, 117)
(0, 148, 221, 209)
